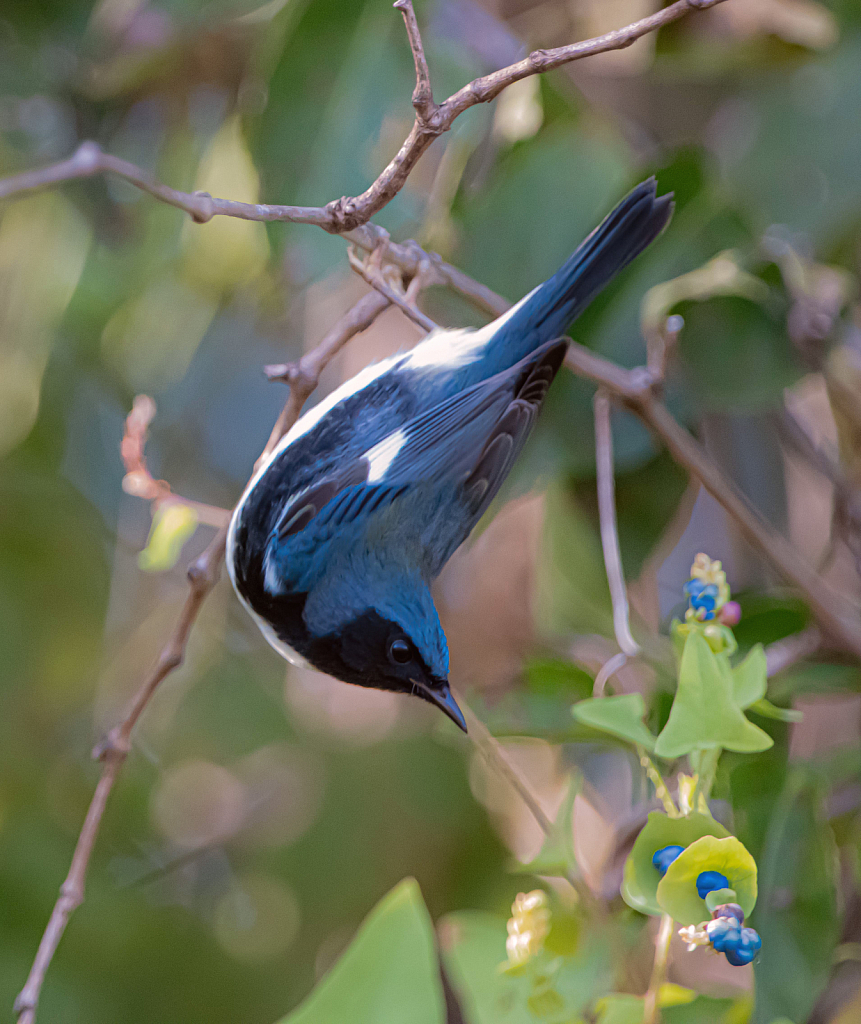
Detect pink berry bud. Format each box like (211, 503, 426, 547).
(719, 601, 741, 626)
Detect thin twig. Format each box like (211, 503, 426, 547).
(643, 913, 675, 1024)
(776, 408, 861, 579)
(121, 395, 230, 528)
(393, 0, 436, 123)
(593, 390, 641, 695)
(562, 343, 861, 661)
(457, 696, 593, 905)
(0, 0, 729, 235)
(347, 245, 438, 334)
(593, 651, 629, 697)
(14, 530, 226, 1024)
(15, 288, 394, 1024)
(259, 289, 393, 468)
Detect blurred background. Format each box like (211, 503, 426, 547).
(2, 0, 861, 1021)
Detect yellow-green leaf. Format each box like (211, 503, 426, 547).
(572, 694, 656, 751)
(277, 879, 444, 1024)
(655, 633, 773, 758)
(138, 503, 199, 572)
(621, 811, 729, 917)
(732, 644, 767, 709)
(656, 835, 757, 926)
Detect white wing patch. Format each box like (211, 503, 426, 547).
(263, 549, 285, 595)
(365, 427, 407, 482)
(226, 284, 536, 581)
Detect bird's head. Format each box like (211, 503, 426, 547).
(302, 558, 466, 731)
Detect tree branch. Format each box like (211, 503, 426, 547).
(121, 395, 230, 528)
(14, 289, 398, 1024)
(765, 625, 823, 678)
(347, 244, 438, 334)
(393, 0, 435, 124)
(0, 0, 729, 235)
(260, 289, 393, 468)
(14, 530, 225, 1024)
(562, 343, 861, 661)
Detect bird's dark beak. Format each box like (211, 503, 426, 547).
(418, 681, 467, 733)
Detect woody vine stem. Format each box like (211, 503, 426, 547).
(5, 0, 857, 1019)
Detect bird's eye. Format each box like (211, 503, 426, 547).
(388, 638, 413, 665)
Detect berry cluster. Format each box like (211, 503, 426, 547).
(705, 905, 762, 966)
(652, 845, 762, 967)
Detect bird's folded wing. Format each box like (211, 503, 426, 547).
(271, 339, 567, 551)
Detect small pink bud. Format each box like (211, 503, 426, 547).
(719, 601, 741, 626)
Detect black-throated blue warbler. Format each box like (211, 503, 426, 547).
(227, 179, 673, 731)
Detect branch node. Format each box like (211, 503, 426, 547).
(188, 541, 226, 590)
(190, 191, 215, 224)
(324, 196, 362, 233)
(74, 140, 103, 172)
(394, 0, 437, 124)
(91, 728, 131, 763)
(13, 991, 35, 1015)
(58, 879, 83, 907)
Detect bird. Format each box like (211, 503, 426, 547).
(227, 179, 673, 732)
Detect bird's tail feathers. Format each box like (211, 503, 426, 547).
(497, 178, 673, 348)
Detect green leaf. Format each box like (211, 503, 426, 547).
(704, 888, 737, 914)
(732, 644, 767, 709)
(621, 811, 729, 917)
(595, 994, 645, 1024)
(572, 694, 657, 751)
(747, 698, 803, 723)
(656, 835, 757, 926)
(515, 774, 580, 878)
(655, 633, 773, 758)
(276, 879, 444, 1024)
(138, 502, 199, 572)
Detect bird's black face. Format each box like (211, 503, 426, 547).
(306, 609, 466, 731)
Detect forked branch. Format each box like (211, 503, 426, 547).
(0, 0, 729, 235)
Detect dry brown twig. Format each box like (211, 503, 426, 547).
(121, 395, 231, 528)
(0, 0, 729, 235)
(259, 289, 393, 469)
(13, 290, 394, 1024)
(346, 243, 438, 334)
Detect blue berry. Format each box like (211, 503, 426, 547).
(723, 926, 760, 966)
(696, 870, 730, 899)
(684, 581, 719, 620)
(712, 903, 744, 924)
(707, 917, 740, 953)
(652, 845, 685, 875)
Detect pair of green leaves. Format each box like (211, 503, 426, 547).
(622, 811, 757, 925)
(656, 633, 772, 757)
(571, 634, 773, 758)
